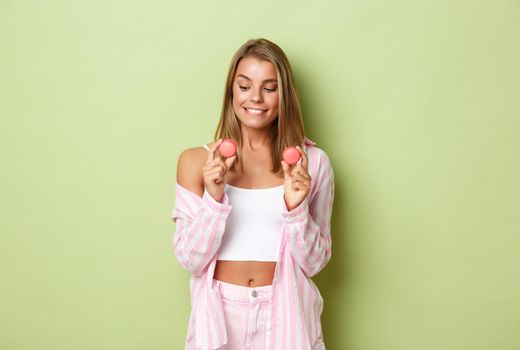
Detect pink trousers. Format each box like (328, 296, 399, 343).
(186, 278, 273, 350)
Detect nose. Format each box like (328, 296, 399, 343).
(250, 88, 263, 103)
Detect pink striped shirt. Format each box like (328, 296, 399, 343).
(171, 138, 335, 350)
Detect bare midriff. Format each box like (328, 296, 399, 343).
(214, 172, 283, 288)
(214, 260, 277, 287)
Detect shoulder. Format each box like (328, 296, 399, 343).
(306, 145, 330, 161)
(303, 139, 335, 196)
(177, 145, 208, 165)
(303, 139, 332, 170)
(176, 144, 210, 196)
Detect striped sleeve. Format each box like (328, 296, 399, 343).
(171, 183, 232, 277)
(282, 149, 335, 278)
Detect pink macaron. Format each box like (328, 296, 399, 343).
(219, 139, 237, 158)
(282, 146, 301, 165)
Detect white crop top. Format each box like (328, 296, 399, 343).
(202, 144, 284, 261)
(217, 184, 284, 261)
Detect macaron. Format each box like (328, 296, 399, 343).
(282, 146, 301, 165)
(219, 139, 237, 158)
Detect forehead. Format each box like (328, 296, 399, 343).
(234, 56, 277, 82)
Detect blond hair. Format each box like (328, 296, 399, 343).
(214, 38, 305, 173)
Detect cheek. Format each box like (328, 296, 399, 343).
(232, 94, 247, 116)
(232, 89, 247, 106)
(268, 93, 280, 109)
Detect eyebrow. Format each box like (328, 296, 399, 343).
(236, 74, 277, 83)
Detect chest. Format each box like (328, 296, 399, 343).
(227, 154, 284, 188)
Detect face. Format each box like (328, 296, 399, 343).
(232, 56, 280, 131)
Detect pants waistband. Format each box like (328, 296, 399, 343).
(213, 279, 273, 302)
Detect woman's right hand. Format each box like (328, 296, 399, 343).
(202, 139, 237, 202)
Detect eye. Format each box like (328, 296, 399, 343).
(239, 85, 249, 91)
(264, 87, 277, 92)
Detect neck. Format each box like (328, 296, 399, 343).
(240, 125, 274, 151)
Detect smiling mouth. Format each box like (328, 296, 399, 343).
(244, 107, 268, 115)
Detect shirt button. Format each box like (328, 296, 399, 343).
(252, 290, 258, 298)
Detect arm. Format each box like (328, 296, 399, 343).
(172, 185, 231, 276)
(170, 147, 233, 276)
(282, 150, 335, 278)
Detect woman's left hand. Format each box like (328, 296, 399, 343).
(282, 146, 311, 211)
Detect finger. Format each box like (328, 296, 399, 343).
(224, 155, 237, 170)
(203, 164, 224, 179)
(281, 160, 291, 180)
(205, 171, 223, 183)
(291, 173, 309, 184)
(291, 174, 311, 188)
(205, 169, 226, 185)
(290, 177, 305, 192)
(290, 165, 311, 179)
(295, 146, 308, 169)
(207, 139, 223, 162)
(203, 157, 222, 170)
(204, 164, 226, 179)
(211, 159, 226, 172)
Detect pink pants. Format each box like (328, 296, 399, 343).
(186, 278, 273, 350)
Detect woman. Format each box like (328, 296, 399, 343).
(171, 38, 334, 350)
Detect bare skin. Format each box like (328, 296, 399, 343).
(214, 260, 277, 287)
(176, 57, 311, 287)
(177, 142, 284, 287)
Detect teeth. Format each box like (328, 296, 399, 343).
(246, 108, 265, 115)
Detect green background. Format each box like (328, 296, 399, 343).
(1, 0, 519, 349)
